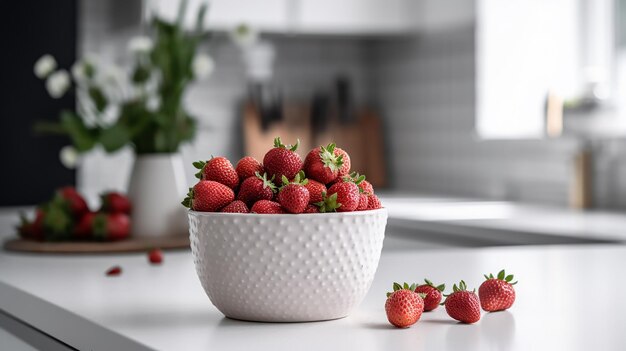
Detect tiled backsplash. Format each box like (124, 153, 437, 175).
(78, 1, 626, 209)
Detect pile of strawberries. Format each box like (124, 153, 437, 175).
(17, 186, 132, 242)
(182, 137, 382, 214)
(385, 270, 517, 328)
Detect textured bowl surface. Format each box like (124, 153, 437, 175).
(188, 209, 387, 322)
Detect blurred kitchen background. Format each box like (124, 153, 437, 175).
(5, 0, 626, 219)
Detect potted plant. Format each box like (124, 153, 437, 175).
(33, 1, 212, 237)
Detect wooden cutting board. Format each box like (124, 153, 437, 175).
(3, 235, 190, 254)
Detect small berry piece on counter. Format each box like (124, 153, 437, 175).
(251, 200, 286, 214)
(479, 269, 517, 312)
(415, 279, 446, 311)
(277, 171, 310, 214)
(148, 249, 163, 264)
(99, 191, 132, 214)
(193, 156, 239, 189)
(221, 200, 250, 213)
(235, 156, 264, 180)
(443, 280, 481, 324)
(385, 282, 425, 328)
(303, 143, 344, 184)
(106, 266, 122, 276)
(263, 137, 303, 181)
(181, 180, 235, 212)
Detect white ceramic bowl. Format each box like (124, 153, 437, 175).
(188, 208, 387, 322)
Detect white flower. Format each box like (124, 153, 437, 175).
(230, 24, 259, 48)
(45, 70, 71, 98)
(71, 61, 86, 82)
(59, 145, 78, 169)
(34, 54, 57, 79)
(146, 95, 161, 112)
(192, 53, 215, 79)
(128, 36, 154, 54)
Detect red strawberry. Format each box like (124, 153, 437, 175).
(73, 212, 96, 240)
(367, 194, 382, 210)
(303, 143, 344, 184)
(444, 280, 481, 324)
(356, 192, 369, 211)
(16, 209, 45, 241)
(148, 248, 163, 264)
(263, 137, 303, 181)
(106, 266, 122, 276)
(251, 200, 286, 214)
(236, 156, 264, 180)
(277, 171, 310, 214)
(334, 147, 351, 177)
(58, 186, 89, 217)
(194, 157, 239, 189)
(100, 192, 131, 214)
(385, 282, 425, 328)
(237, 172, 277, 206)
(359, 179, 374, 195)
(303, 204, 319, 213)
(324, 181, 360, 212)
(221, 200, 249, 213)
(304, 179, 326, 204)
(92, 213, 130, 241)
(479, 269, 517, 312)
(415, 279, 446, 311)
(182, 180, 235, 212)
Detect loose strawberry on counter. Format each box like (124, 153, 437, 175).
(479, 269, 517, 312)
(182, 180, 235, 212)
(148, 248, 163, 264)
(385, 282, 425, 328)
(415, 279, 446, 311)
(194, 156, 239, 190)
(443, 280, 481, 324)
(277, 171, 310, 214)
(100, 192, 132, 215)
(263, 137, 303, 181)
(235, 156, 264, 180)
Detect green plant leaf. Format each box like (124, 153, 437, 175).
(100, 124, 131, 153)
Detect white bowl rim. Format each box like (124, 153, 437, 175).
(188, 208, 387, 218)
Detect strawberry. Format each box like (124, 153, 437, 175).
(148, 248, 163, 264)
(334, 147, 351, 177)
(221, 200, 249, 213)
(479, 269, 517, 312)
(236, 156, 264, 180)
(40, 196, 75, 241)
(58, 186, 89, 217)
(236, 172, 277, 206)
(415, 279, 445, 311)
(303, 143, 344, 184)
(106, 266, 122, 276)
(16, 209, 45, 241)
(356, 192, 369, 211)
(251, 200, 286, 214)
(182, 180, 235, 212)
(263, 137, 303, 181)
(92, 213, 130, 241)
(304, 179, 326, 204)
(99, 192, 131, 214)
(385, 282, 425, 328)
(359, 179, 374, 195)
(443, 280, 481, 324)
(303, 204, 319, 213)
(193, 156, 239, 189)
(277, 171, 310, 214)
(367, 194, 382, 210)
(73, 212, 96, 240)
(324, 180, 360, 212)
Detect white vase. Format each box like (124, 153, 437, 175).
(127, 153, 188, 237)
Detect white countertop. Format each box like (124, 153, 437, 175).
(1, 206, 626, 350)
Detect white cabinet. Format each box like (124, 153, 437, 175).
(296, 0, 414, 35)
